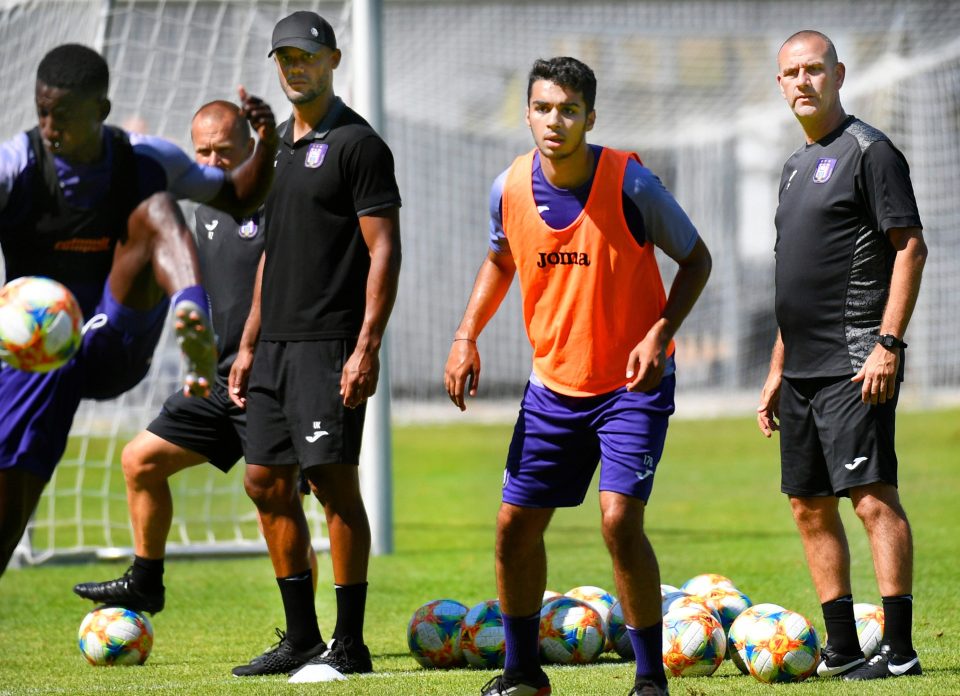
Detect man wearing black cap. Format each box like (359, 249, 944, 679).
(228, 10, 402, 680)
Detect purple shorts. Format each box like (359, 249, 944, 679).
(0, 281, 167, 481)
(503, 374, 675, 508)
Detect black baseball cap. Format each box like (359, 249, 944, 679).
(268, 11, 337, 57)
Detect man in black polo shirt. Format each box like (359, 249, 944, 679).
(757, 30, 927, 682)
(228, 11, 401, 679)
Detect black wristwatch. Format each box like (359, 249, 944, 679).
(877, 334, 908, 350)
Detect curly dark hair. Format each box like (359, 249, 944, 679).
(37, 44, 109, 95)
(527, 57, 597, 112)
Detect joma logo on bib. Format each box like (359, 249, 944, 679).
(536, 251, 590, 268)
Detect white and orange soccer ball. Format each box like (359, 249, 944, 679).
(539, 596, 606, 664)
(727, 602, 786, 674)
(680, 573, 737, 597)
(744, 608, 820, 683)
(854, 602, 885, 659)
(407, 599, 468, 668)
(0, 276, 83, 372)
(565, 585, 616, 650)
(78, 606, 153, 666)
(460, 599, 506, 668)
(661, 607, 726, 677)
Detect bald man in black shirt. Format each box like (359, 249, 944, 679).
(758, 30, 927, 682)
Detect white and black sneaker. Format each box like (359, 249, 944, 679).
(816, 645, 865, 677)
(479, 672, 551, 696)
(843, 644, 922, 680)
(231, 628, 326, 677)
(290, 636, 373, 677)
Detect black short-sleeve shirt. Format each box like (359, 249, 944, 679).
(774, 116, 922, 378)
(260, 98, 401, 340)
(194, 204, 264, 384)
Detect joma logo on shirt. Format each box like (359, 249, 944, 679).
(536, 251, 590, 268)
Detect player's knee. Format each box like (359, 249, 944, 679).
(243, 467, 295, 510)
(600, 495, 645, 542)
(120, 442, 157, 487)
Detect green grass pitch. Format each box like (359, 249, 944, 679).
(1, 408, 957, 695)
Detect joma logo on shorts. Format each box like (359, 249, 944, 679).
(536, 251, 590, 268)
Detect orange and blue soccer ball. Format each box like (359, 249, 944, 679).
(607, 600, 633, 659)
(854, 602, 885, 659)
(700, 585, 752, 633)
(661, 607, 726, 677)
(407, 599, 469, 668)
(539, 596, 605, 665)
(460, 599, 505, 668)
(727, 602, 786, 674)
(78, 606, 153, 666)
(565, 585, 616, 651)
(0, 276, 82, 372)
(679, 573, 736, 597)
(744, 608, 820, 683)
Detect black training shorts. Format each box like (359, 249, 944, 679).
(245, 339, 366, 469)
(146, 383, 246, 472)
(779, 375, 899, 497)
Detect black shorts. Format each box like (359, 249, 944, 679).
(146, 383, 246, 472)
(779, 375, 899, 498)
(245, 339, 366, 469)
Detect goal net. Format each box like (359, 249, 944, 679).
(3, 0, 959, 566)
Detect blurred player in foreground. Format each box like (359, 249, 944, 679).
(758, 30, 926, 682)
(73, 101, 317, 613)
(445, 56, 711, 696)
(0, 44, 277, 577)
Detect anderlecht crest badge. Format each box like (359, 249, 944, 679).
(812, 157, 837, 183)
(305, 143, 328, 169)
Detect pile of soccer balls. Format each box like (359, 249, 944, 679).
(407, 573, 885, 684)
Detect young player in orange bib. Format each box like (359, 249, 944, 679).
(445, 57, 712, 696)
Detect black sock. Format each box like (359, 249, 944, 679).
(822, 594, 860, 656)
(333, 582, 368, 645)
(277, 570, 322, 650)
(882, 594, 915, 657)
(131, 555, 164, 592)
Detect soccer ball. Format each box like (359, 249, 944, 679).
(565, 585, 615, 650)
(661, 607, 726, 677)
(727, 603, 785, 674)
(607, 600, 633, 659)
(700, 585, 752, 632)
(407, 599, 468, 668)
(539, 596, 605, 664)
(744, 609, 820, 683)
(460, 599, 505, 668)
(854, 603, 885, 659)
(0, 276, 83, 372)
(660, 584, 681, 599)
(78, 606, 153, 666)
(542, 590, 563, 605)
(662, 591, 723, 627)
(680, 573, 736, 597)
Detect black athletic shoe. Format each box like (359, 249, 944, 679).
(843, 644, 922, 680)
(231, 628, 326, 677)
(72, 566, 165, 614)
(816, 644, 866, 677)
(627, 677, 669, 696)
(290, 636, 373, 677)
(479, 672, 551, 696)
